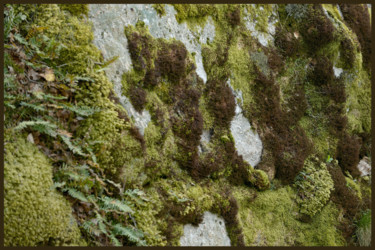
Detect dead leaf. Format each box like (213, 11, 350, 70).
(40, 68, 55, 82)
(27, 69, 41, 81)
(57, 129, 72, 138)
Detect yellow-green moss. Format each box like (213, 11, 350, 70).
(294, 157, 334, 217)
(4, 134, 86, 246)
(233, 185, 345, 246)
(59, 4, 89, 17)
(345, 177, 362, 200)
(152, 4, 166, 17)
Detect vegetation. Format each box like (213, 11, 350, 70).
(4, 3, 371, 247)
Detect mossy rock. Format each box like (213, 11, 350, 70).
(4, 134, 86, 246)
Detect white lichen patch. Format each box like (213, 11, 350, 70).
(180, 212, 231, 246)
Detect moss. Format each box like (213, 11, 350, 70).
(356, 210, 371, 246)
(299, 5, 336, 52)
(152, 4, 166, 17)
(338, 4, 371, 69)
(78, 110, 143, 176)
(345, 177, 362, 200)
(294, 156, 334, 217)
(4, 134, 86, 246)
(172, 4, 215, 30)
(59, 4, 89, 17)
(336, 133, 361, 177)
(233, 185, 345, 246)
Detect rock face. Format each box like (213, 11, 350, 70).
(231, 108, 263, 167)
(89, 4, 216, 134)
(180, 212, 231, 246)
(357, 157, 371, 176)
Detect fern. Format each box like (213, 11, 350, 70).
(20, 101, 46, 112)
(125, 189, 150, 206)
(64, 187, 89, 202)
(62, 104, 100, 117)
(82, 220, 102, 237)
(99, 197, 134, 214)
(59, 134, 86, 156)
(111, 224, 146, 246)
(108, 232, 122, 246)
(15, 119, 57, 137)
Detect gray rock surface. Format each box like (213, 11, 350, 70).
(180, 211, 231, 246)
(227, 79, 263, 167)
(357, 157, 371, 177)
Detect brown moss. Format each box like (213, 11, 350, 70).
(310, 56, 334, 86)
(335, 133, 361, 177)
(205, 79, 236, 129)
(338, 4, 371, 69)
(327, 162, 360, 242)
(340, 37, 355, 69)
(299, 5, 335, 51)
(126, 31, 153, 72)
(156, 40, 188, 83)
(128, 85, 147, 113)
(227, 8, 241, 27)
(250, 68, 312, 184)
(274, 26, 300, 58)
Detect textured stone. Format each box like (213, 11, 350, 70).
(357, 157, 371, 176)
(227, 79, 263, 167)
(180, 211, 231, 246)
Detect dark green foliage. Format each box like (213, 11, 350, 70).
(336, 133, 361, 177)
(128, 85, 147, 113)
(299, 5, 335, 51)
(338, 4, 371, 69)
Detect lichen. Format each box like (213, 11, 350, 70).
(4, 135, 86, 246)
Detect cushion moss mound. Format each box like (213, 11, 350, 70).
(4, 135, 86, 246)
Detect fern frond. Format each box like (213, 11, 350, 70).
(125, 189, 150, 205)
(64, 187, 88, 202)
(82, 220, 102, 237)
(99, 196, 134, 214)
(14, 119, 57, 138)
(112, 224, 146, 245)
(59, 134, 86, 156)
(108, 232, 122, 246)
(51, 181, 66, 190)
(20, 101, 46, 112)
(62, 104, 100, 117)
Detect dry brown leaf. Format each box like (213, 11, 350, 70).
(27, 69, 40, 81)
(57, 129, 72, 138)
(40, 68, 55, 82)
